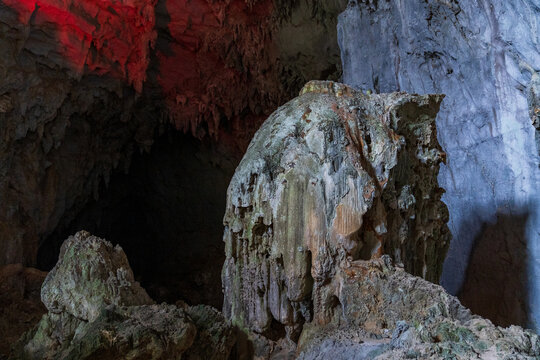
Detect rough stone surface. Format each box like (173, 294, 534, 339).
(337, 0, 540, 330)
(41, 231, 153, 322)
(0, 0, 348, 273)
(0, 264, 47, 359)
(222, 80, 450, 337)
(12, 305, 197, 360)
(11, 232, 237, 360)
(296, 257, 540, 360)
(183, 304, 238, 360)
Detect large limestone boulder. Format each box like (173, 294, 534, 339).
(222, 81, 450, 335)
(41, 231, 153, 322)
(12, 231, 236, 360)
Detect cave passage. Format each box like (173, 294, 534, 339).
(37, 129, 238, 309)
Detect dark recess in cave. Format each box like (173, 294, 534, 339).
(459, 212, 531, 329)
(37, 128, 238, 309)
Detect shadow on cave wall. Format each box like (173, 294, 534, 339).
(458, 212, 532, 329)
(37, 129, 238, 309)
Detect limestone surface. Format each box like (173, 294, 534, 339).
(296, 257, 540, 360)
(337, 0, 540, 330)
(41, 231, 153, 322)
(222, 80, 450, 336)
(11, 232, 237, 360)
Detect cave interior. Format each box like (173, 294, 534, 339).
(0, 0, 539, 359)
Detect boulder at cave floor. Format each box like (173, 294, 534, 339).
(10, 231, 236, 360)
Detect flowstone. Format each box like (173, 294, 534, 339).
(222, 80, 450, 337)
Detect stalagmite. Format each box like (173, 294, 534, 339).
(222, 80, 450, 336)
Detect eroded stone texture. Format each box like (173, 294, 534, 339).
(11, 232, 236, 360)
(296, 257, 540, 359)
(0, 0, 347, 274)
(41, 231, 153, 322)
(183, 304, 238, 360)
(222, 81, 450, 337)
(12, 305, 198, 360)
(337, 0, 540, 330)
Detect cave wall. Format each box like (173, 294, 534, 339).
(0, 0, 346, 269)
(338, 0, 540, 330)
(0, 0, 160, 266)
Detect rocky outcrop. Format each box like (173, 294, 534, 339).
(11, 231, 236, 360)
(13, 305, 196, 360)
(296, 257, 540, 359)
(40, 231, 153, 322)
(222, 81, 450, 338)
(337, 0, 540, 330)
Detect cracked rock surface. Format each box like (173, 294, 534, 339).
(11, 231, 236, 360)
(296, 257, 540, 360)
(40, 231, 154, 322)
(222, 80, 450, 337)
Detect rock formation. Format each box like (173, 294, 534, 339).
(337, 0, 540, 330)
(222, 80, 450, 338)
(1, 0, 539, 357)
(0, 264, 47, 357)
(40, 231, 154, 322)
(222, 82, 540, 359)
(296, 257, 540, 359)
(11, 231, 236, 360)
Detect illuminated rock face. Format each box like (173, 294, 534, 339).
(222, 81, 450, 336)
(338, 0, 540, 331)
(1, 0, 157, 91)
(41, 231, 153, 322)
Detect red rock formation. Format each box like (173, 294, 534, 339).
(1, 0, 279, 139)
(156, 0, 276, 137)
(2, 0, 157, 91)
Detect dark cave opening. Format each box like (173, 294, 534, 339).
(36, 128, 239, 309)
